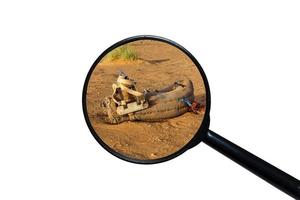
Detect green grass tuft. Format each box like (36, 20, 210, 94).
(104, 45, 137, 62)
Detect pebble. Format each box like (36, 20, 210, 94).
(150, 153, 157, 157)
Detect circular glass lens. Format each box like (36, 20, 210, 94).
(84, 37, 207, 162)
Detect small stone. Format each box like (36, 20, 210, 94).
(150, 153, 157, 157)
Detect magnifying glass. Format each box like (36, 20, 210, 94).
(82, 35, 300, 199)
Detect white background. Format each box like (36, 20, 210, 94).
(0, 1, 299, 199)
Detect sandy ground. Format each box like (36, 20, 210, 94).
(86, 40, 206, 160)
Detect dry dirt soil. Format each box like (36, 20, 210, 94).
(86, 40, 206, 160)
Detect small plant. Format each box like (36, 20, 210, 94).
(104, 45, 137, 62)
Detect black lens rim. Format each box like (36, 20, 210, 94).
(82, 35, 211, 164)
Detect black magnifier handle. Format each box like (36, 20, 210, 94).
(203, 130, 300, 199)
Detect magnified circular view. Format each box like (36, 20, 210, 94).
(84, 37, 207, 161)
